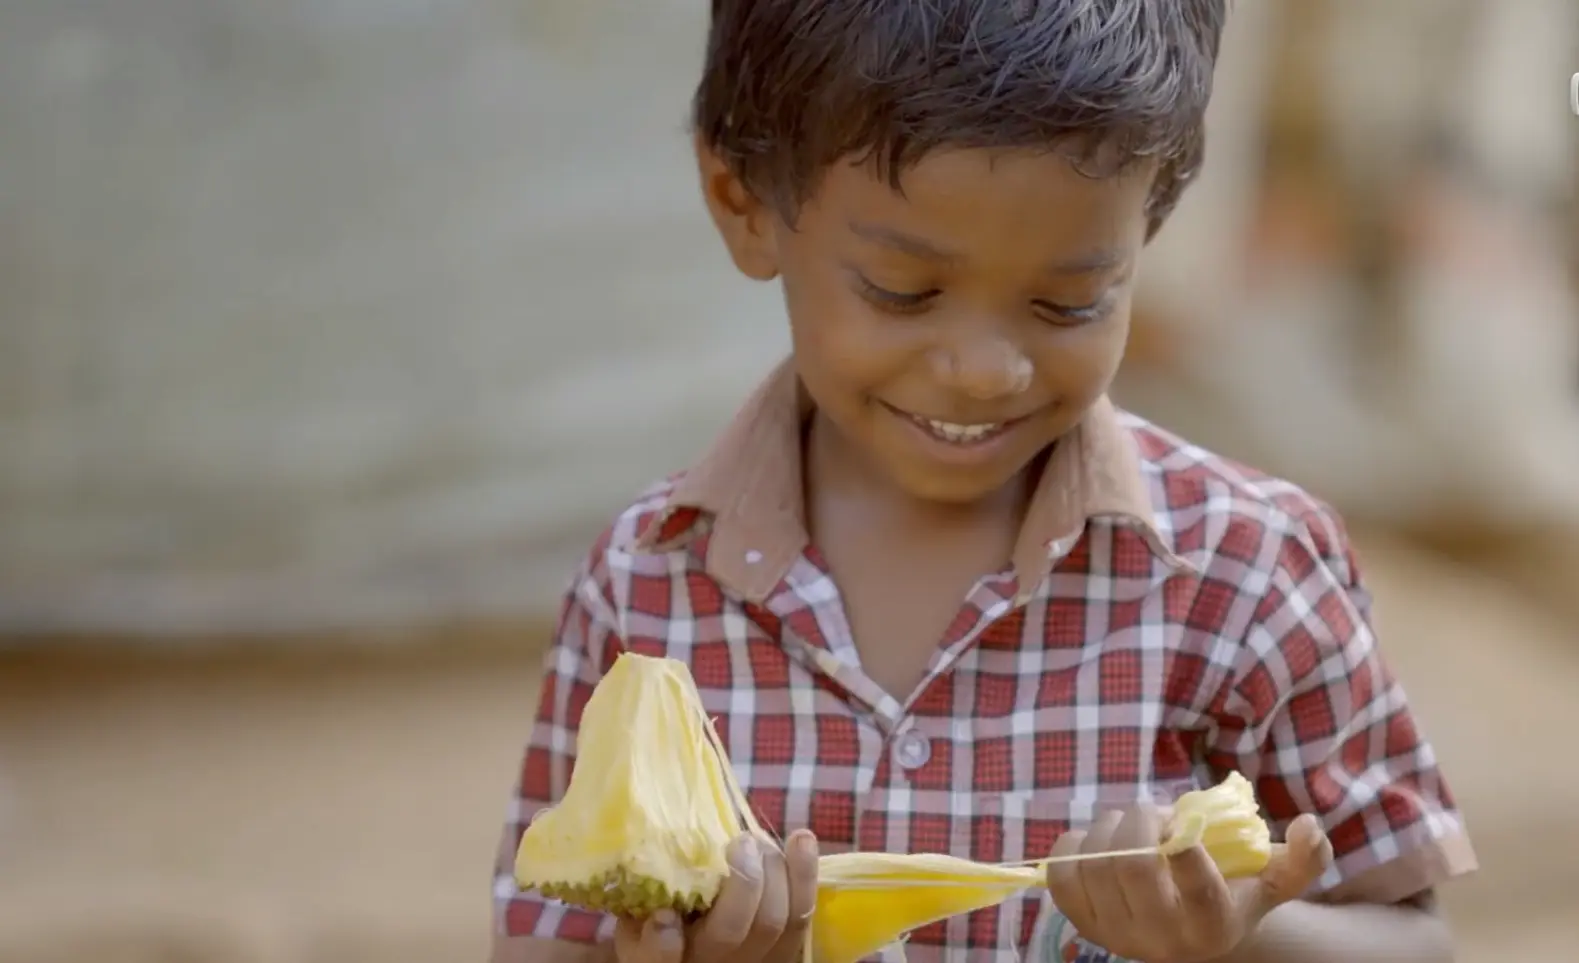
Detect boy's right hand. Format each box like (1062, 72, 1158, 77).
(614, 830, 819, 963)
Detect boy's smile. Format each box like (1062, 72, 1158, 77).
(878, 399, 1039, 466)
(700, 143, 1156, 507)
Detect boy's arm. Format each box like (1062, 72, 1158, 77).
(1215, 898, 1453, 963)
(1204, 510, 1475, 961)
(490, 558, 626, 963)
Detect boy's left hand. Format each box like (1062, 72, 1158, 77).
(1045, 805, 1333, 963)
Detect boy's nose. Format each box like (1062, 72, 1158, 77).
(930, 337, 1033, 401)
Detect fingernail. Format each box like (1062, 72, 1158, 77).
(791, 831, 818, 861)
(1306, 833, 1328, 860)
(651, 912, 683, 954)
(728, 835, 762, 881)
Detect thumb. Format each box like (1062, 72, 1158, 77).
(1256, 814, 1333, 910)
(614, 910, 685, 963)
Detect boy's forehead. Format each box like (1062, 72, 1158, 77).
(844, 217, 1131, 277)
(804, 148, 1155, 258)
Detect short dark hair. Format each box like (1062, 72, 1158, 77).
(692, 0, 1227, 237)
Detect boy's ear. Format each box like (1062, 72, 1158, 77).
(694, 133, 780, 281)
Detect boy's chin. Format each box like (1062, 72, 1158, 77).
(882, 455, 1044, 509)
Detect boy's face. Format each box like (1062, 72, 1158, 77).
(699, 144, 1154, 506)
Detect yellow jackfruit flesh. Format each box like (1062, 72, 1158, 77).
(514, 649, 1277, 958)
(513, 652, 765, 918)
(1159, 771, 1274, 877)
(812, 853, 1042, 963)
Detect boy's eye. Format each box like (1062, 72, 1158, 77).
(855, 276, 939, 313)
(1032, 296, 1112, 326)
(854, 271, 1114, 324)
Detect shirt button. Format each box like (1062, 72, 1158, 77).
(893, 730, 932, 770)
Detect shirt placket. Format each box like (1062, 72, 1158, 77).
(754, 555, 888, 852)
(872, 573, 1025, 860)
(767, 555, 1036, 861)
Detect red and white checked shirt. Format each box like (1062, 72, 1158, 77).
(494, 359, 1477, 963)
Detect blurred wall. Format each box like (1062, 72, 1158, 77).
(1, 0, 1575, 639)
(0, 0, 789, 637)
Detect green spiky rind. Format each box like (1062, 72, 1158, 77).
(535, 867, 714, 919)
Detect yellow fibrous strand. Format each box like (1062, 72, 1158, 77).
(513, 652, 768, 918)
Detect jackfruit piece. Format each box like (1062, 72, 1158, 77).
(811, 853, 1042, 963)
(808, 774, 1277, 962)
(513, 652, 765, 919)
(1159, 772, 1273, 877)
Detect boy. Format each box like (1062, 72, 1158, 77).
(492, 1, 1477, 961)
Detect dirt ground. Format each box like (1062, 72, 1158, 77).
(1, 531, 1575, 962)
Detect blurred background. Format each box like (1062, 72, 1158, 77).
(1, 0, 1576, 960)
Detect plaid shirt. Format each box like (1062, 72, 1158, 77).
(493, 359, 1476, 963)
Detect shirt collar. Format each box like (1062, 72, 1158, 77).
(640, 356, 1185, 602)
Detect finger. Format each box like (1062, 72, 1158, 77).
(736, 839, 789, 961)
(767, 830, 820, 963)
(690, 834, 766, 959)
(614, 918, 642, 963)
(614, 911, 684, 963)
(1166, 841, 1235, 947)
(1045, 825, 1095, 927)
(1112, 805, 1178, 923)
(1078, 809, 1133, 928)
(1258, 814, 1334, 907)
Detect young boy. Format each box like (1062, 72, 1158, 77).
(492, 1, 1477, 961)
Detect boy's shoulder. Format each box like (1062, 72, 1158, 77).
(596, 472, 689, 554)
(563, 473, 690, 588)
(1118, 407, 1358, 578)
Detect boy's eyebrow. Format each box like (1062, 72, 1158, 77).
(1043, 247, 1129, 277)
(847, 219, 1126, 275)
(848, 220, 959, 261)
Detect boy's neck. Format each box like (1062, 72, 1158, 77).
(803, 409, 1044, 538)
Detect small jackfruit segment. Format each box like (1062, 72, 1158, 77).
(1158, 811, 1209, 856)
(1161, 771, 1273, 878)
(514, 653, 766, 919)
(811, 853, 1042, 963)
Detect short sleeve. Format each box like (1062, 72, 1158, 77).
(492, 561, 625, 943)
(1204, 515, 1478, 905)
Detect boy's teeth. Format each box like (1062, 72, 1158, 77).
(918, 417, 1001, 443)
